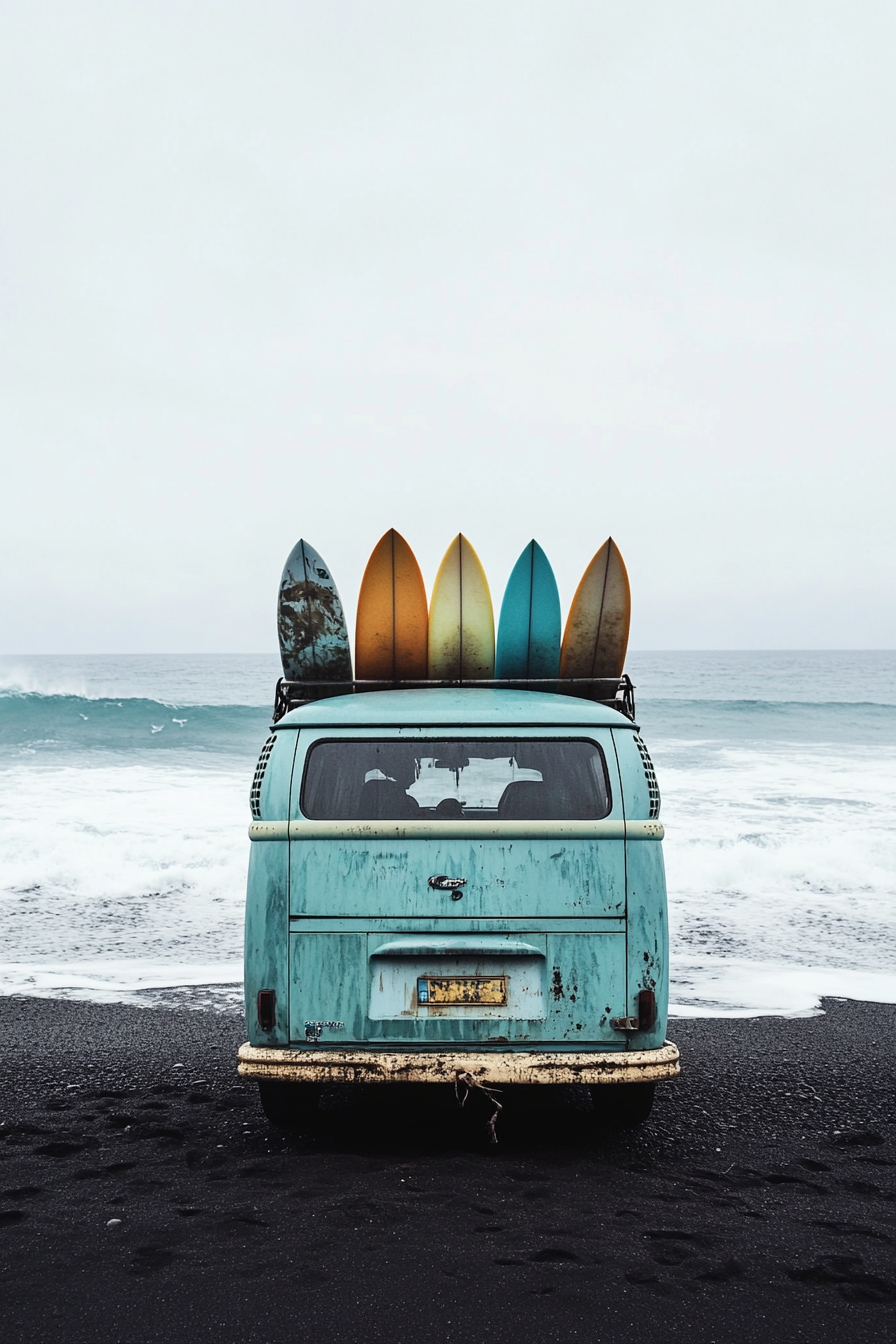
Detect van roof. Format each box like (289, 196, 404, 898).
(275, 688, 636, 730)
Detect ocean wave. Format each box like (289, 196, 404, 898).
(0, 653, 280, 706)
(0, 692, 272, 757)
(628, 649, 896, 706)
(669, 960, 896, 1017)
(0, 760, 250, 974)
(642, 697, 896, 710)
(658, 739, 896, 1018)
(638, 698, 896, 747)
(2, 687, 894, 759)
(0, 958, 242, 1004)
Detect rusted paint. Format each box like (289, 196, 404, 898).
(237, 1040, 680, 1086)
(418, 975, 507, 1005)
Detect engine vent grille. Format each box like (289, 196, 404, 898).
(634, 734, 661, 819)
(250, 735, 277, 820)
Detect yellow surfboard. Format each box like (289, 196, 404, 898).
(560, 538, 631, 679)
(355, 529, 429, 680)
(428, 535, 495, 680)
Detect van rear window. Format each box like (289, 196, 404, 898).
(301, 739, 611, 821)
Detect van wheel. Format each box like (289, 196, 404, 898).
(590, 1082, 655, 1127)
(257, 1080, 322, 1129)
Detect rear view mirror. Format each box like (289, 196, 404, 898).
(434, 751, 470, 771)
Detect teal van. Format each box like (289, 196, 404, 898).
(238, 687, 679, 1127)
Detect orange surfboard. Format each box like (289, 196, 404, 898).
(560, 538, 631, 679)
(355, 529, 429, 680)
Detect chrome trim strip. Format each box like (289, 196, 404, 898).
(249, 820, 663, 842)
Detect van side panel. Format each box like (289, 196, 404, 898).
(613, 726, 668, 1050)
(612, 727, 655, 819)
(624, 839, 669, 1051)
(245, 844, 291, 1045)
(244, 730, 298, 1046)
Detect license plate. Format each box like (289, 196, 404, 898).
(417, 975, 507, 1006)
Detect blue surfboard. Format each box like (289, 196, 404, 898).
(495, 540, 561, 680)
(278, 539, 353, 687)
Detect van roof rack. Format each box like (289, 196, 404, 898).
(272, 675, 635, 724)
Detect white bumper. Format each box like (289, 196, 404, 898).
(237, 1040, 680, 1086)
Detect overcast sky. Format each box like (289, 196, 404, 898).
(1, 2, 894, 653)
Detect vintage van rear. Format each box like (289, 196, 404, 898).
(238, 688, 679, 1125)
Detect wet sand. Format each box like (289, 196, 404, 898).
(2, 995, 895, 1343)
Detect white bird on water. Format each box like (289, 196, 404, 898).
(151, 724, 164, 734)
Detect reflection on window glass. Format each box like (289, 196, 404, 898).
(301, 740, 611, 821)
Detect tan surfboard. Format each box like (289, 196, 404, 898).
(559, 537, 631, 679)
(355, 529, 429, 680)
(428, 535, 495, 679)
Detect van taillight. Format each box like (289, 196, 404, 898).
(638, 989, 657, 1030)
(257, 990, 276, 1032)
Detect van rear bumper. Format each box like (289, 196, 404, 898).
(237, 1041, 680, 1086)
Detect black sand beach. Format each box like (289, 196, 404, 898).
(2, 996, 895, 1343)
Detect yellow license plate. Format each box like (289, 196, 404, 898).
(417, 975, 507, 1006)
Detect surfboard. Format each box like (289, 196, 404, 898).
(355, 529, 429, 680)
(559, 537, 631, 680)
(277, 539, 353, 687)
(495, 540, 561, 680)
(428, 535, 495, 680)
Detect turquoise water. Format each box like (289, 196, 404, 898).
(1, 651, 894, 1015)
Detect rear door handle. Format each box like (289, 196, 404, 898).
(428, 875, 467, 900)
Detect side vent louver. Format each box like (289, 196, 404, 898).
(250, 735, 277, 820)
(634, 734, 660, 819)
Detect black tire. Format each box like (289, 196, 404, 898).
(257, 1080, 322, 1129)
(590, 1082, 655, 1127)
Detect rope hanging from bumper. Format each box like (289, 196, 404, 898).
(455, 1070, 503, 1145)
